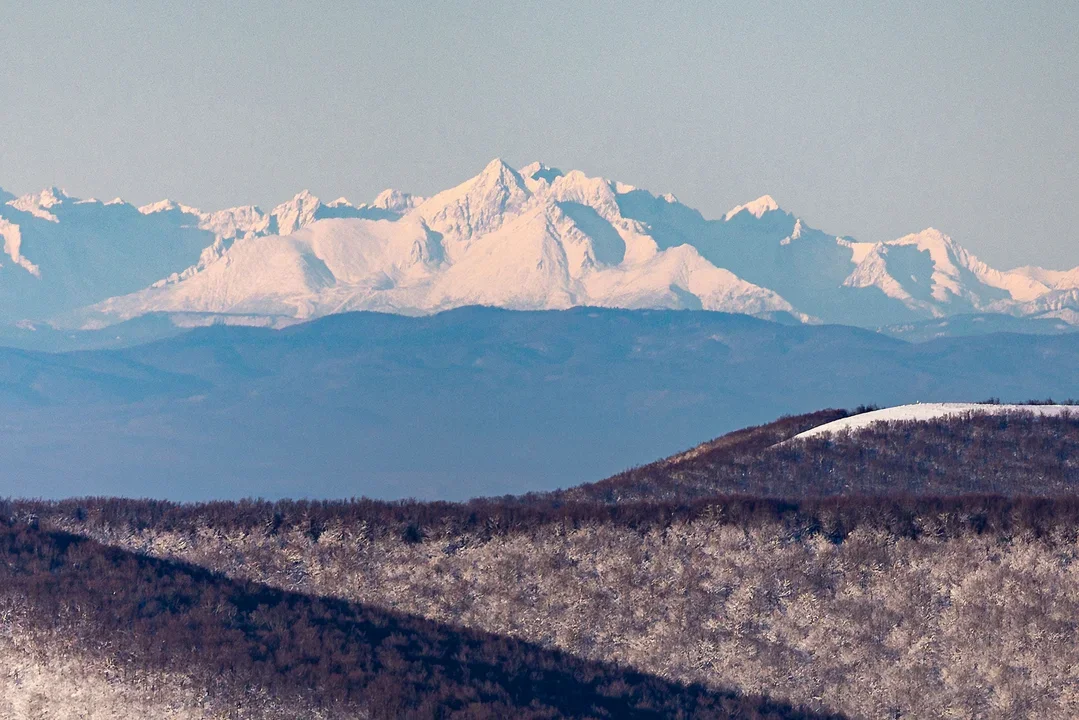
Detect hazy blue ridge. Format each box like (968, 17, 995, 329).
(3, 307, 1078, 501)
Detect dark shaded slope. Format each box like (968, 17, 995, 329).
(14, 494, 1079, 720)
(0, 521, 844, 720)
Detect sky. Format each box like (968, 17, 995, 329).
(1, 1, 1077, 270)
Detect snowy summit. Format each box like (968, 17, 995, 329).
(0, 158, 1077, 330)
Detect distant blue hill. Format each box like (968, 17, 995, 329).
(879, 313, 1077, 341)
(2, 307, 1078, 501)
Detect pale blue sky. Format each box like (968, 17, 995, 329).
(2, 1, 1077, 269)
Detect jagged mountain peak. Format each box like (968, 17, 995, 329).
(724, 194, 781, 221)
(139, 199, 198, 215)
(8, 187, 77, 221)
(473, 158, 532, 195)
(2, 159, 1078, 333)
(545, 170, 622, 221)
(423, 158, 530, 205)
(888, 228, 973, 272)
(372, 188, 420, 212)
(13, 186, 72, 207)
(29, 186, 72, 207)
(271, 190, 324, 236)
(275, 189, 320, 208)
(416, 159, 533, 252)
(549, 169, 616, 196)
(839, 226, 1035, 315)
(895, 227, 954, 245)
(1009, 264, 1079, 290)
(468, 158, 531, 200)
(521, 161, 565, 184)
(479, 156, 517, 176)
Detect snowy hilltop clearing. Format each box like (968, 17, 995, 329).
(1, 159, 1078, 330)
(794, 402, 1075, 440)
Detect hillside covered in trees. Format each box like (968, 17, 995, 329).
(0, 521, 832, 719)
(5, 405, 1079, 718)
(562, 403, 1079, 502)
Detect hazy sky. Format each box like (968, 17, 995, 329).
(2, 1, 1077, 269)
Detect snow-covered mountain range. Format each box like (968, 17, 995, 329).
(2, 159, 1077, 331)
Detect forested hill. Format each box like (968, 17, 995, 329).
(7, 405, 1079, 718)
(0, 521, 838, 720)
(559, 403, 1079, 503)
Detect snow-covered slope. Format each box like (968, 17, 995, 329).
(90, 182, 800, 323)
(3, 159, 1078, 330)
(0, 191, 216, 321)
(843, 229, 1007, 315)
(91, 216, 442, 321)
(794, 402, 1075, 440)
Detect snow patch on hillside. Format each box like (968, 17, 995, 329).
(0, 217, 41, 275)
(794, 403, 1075, 440)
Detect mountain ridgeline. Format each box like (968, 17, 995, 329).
(5, 308, 1079, 501)
(1, 159, 1078, 340)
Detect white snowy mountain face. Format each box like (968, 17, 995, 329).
(2, 160, 1078, 331)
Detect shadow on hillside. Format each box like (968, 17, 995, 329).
(0, 522, 845, 719)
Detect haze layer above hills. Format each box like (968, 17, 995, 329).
(5, 307, 1079, 501)
(2, 159, 1079, 344)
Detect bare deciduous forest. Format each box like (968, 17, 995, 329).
(5, 407, 1079, 718)
(0, 523, 841, 719)
(565, 407, 1079, 502)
